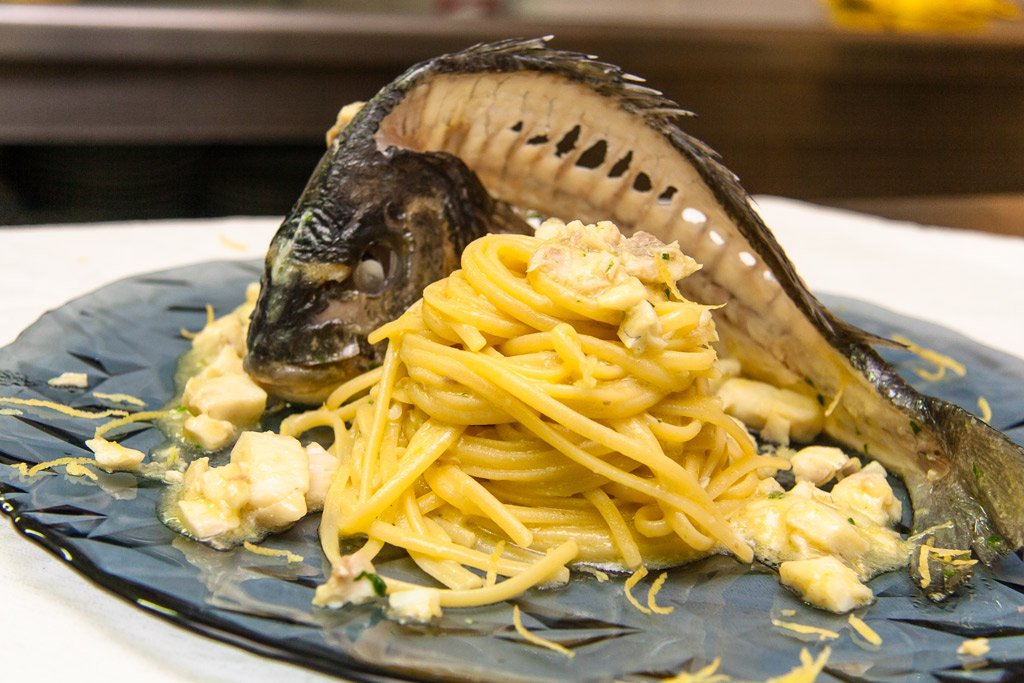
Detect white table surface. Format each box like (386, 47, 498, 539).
(1, 196, 1022, 682)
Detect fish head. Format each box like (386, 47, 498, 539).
(245, 147, 490, 404)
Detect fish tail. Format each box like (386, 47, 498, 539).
(924, 397, 1024, 558)
(933, 397, 1024, 552)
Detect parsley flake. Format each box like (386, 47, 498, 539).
(356, 571, 387, 597)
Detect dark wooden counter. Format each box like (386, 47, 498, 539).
(3, 4, 1024, 223)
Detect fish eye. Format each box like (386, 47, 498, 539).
(353, 242, 394, 294)
(354, 259, 385, 292)
(384, 201, 407, 226)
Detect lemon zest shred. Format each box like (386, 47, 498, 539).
(0, 408, 22, 416)
(180, 303, 216, 339)
(770, 618, 839, 641)
(847, 613, 882, 647)
(892, 335, 966, 382)
(485, 540, 506, 588)
(512, 604, 574, 658)
(47, 372, 89, 388)
(918, 539, 934, 588)
(10, 462, 29, 476)
(950, 559, 978, 567)
(578, 566, 609, 582)
(0, 397, 127, 420)
(242, 541, 304, 563)
(27, 457, 98, 481)
(659, 657, 730, 683)
(93, 410, 172, 440)
(647, 571, 674, 615)
(977, 396, 992, 423)
(624, 566, 652, 614)
(765, 647, 831, 683)
(93, 392, 147, 408)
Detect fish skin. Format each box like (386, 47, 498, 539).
(245, 134, 528, 403)
(247, 37, 1024, 593)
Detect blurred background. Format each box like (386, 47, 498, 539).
(1, 0, 1022, 233)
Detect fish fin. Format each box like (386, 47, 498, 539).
(832, 315, 906, 350)
(926, 397, 1024, 554)
(902, 396, 1024, 599)
(489, 200, 535, 237)
(906, 472, 991, 600)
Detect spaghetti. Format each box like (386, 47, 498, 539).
(289, 219, 788, 613)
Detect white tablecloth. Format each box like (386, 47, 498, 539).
(1, 196, 1022, 682)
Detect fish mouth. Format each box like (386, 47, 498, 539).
(244, 354, 361, 405)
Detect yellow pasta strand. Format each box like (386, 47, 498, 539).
(304, 228, 782, 617)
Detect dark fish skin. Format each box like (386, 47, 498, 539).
(245, 135, 528, 403)
(247, 37, 1024, 594)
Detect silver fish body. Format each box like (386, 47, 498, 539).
(247, 38, 1024, 593)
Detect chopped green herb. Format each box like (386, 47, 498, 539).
(816, 394, 825, 406)
(863, 443, 870, 456)
(172, 405, 188, 414)
(804, 377, 816, 388)
(909, 420, 922, 436)
(847, 517, 856, 525)
(660, 252, 670, 260)
(606, 260, 614, 272)
(356, 571, 387, 597)
(972, 462, 981, 481)
(942, 567, 957, 580)
(664, 286, 672, 299)
(986, 534, 1004, 549)
(767, 491, 784, 500)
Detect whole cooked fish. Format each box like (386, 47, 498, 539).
(245, 37, 1024, 594)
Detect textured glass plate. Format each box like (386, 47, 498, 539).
(1, 261, 1023, 683)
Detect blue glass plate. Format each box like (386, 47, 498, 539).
(1, 260, 1022, 682)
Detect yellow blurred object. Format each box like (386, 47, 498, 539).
(823, 0, 1020, 32)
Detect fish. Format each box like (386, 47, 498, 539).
(245, 132, 529, 402)
(245, 37, 1024, 595)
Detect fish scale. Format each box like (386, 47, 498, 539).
(246, 38, 1024, 598)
